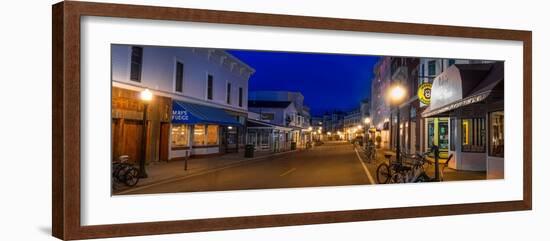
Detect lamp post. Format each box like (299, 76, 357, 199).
(388, 84, 406, 163)
(363, 117, 371, 145)
(139, 89, 153, 178)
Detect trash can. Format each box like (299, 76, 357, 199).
(290, 142, 297, 150)
(245, 144, 254, 158)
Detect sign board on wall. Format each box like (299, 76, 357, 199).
(418, 82, 432, 105)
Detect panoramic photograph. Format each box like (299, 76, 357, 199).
(110, 44, 504, 195)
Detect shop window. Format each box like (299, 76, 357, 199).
(193, 124, 206, 146)
(207, 125, 219, 145)
(193, 124, 219, 146)
(427, 120, 435, 149)
(439, 120, 449, 151)
(130, 46, 143, 82)
(489, 111, 504, 157)
(462, 118, 486, 152)
(171, 124, 189, 148)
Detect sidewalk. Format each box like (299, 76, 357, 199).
(113, 149, 298, 195)
(355, 146, 486, 183)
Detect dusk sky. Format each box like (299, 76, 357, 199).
(228, 50, 379, 116)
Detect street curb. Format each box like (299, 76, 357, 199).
(115, 149, 299, 195)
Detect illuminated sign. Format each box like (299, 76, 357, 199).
(418, 82, 432, 105)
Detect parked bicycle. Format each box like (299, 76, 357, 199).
(376, 151, 429, 184)
(376, 150, 454, 184)
(112, 155, 140, 188)
(364, 140, 376, 163)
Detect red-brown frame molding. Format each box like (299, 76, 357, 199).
(52, 1, 532, 240)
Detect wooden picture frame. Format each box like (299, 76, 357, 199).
(52, 1, 532, 240)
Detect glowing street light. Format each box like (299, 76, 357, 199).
(389, 85, 406, 104)
(364, 117, 371, 124)
(140, 88, 153, 101)
(388, 84, 406, 164)
(138, 89, 153, 178)
(363, 117, 372, 143)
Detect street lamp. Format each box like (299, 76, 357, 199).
(138, 89, 153, 178)
(363, 117, 371, 143)
(388, 84, 406, 163)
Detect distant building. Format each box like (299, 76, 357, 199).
(111, 45, 254, 163)
(248, 91, 311, 128)
(343, 108, 362, 141)
(322, 111, 345, 140)
(246, 101, 294, 152)
(310, 116, 324, 141)
(370, 57, 392, 149)
(248, 91, 312, 149)
(389, 57, 420, 155)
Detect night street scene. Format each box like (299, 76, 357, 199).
(110, 44, 504, 195)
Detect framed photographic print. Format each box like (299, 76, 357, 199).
(52, 1, 532, 240)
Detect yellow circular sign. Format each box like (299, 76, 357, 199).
(418, 83, 432, 105)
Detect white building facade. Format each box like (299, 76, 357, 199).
(111, 45, 254, 162)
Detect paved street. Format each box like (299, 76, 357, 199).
(122, 141, 372, 195)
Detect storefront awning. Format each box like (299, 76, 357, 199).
(422, 62, 503, 118)
(172, 100, 242, 126)
(247, 119, 292, 131)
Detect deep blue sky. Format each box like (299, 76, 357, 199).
(228, 50, 379, 117)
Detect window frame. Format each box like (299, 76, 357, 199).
(174, 60, 184, 93)
(206, 73, 214, 100)
(461, 117, 486, 153)
(226, 81, 231, 104)
(129, 46, 143, 82)
(428, 60, 436, 76)
(170, 124, 190, 149)
(238, 87, 243, 107)
(489, 110, 505, 157)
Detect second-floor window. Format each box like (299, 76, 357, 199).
(428, 60, 436, 76)
(207, 74, 213, 100)
(130, 46, 143, 82)
(238, 87, 243, 107)
(448, 59, 456, 67)
(175, 61, 184, 93)
(226, 82, 231, 104)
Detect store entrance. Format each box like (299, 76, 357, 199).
(426, 118, 450, 156)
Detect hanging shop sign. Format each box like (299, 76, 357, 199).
(418, 82, 432, 105)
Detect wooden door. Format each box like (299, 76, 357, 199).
(121, 120, 143, 164)
(159, 123, 170, 161)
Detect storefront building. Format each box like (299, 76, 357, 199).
(370, 57, 392, 149)
(422, 62, 504, 178)
(170, 100, 245, 159)
(111, 87, 172, 164)
(248, 92, 312, 148)
(111, 45, 254, 163)
(246, 116, 292, 152)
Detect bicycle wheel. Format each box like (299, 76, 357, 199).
(115, 164, 131, 183)
(123, 167, 139, 187)
(414, 172, 430, 182)
(376, 163, 391, 184)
